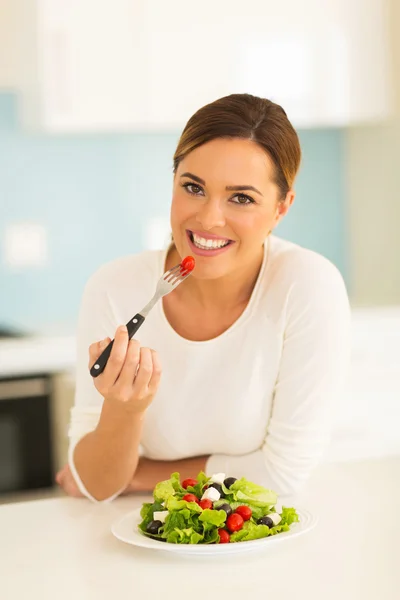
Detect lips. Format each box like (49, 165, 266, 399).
(186, 230, 235, 257)
(188, 229, 234, 243)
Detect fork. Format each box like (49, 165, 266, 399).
(90, 262, 192, 378)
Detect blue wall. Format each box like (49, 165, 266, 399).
(0, 93, 347, 332)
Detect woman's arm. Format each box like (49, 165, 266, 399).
(206, 254, 352, 498)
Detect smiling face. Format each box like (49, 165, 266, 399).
(171, 138, 295, 280)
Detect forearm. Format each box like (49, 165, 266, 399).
(126, 455, 209, 493)
(72, 398, 144, 501)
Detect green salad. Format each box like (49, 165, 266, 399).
(138, 471, 299, 545)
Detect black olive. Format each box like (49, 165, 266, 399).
(223, 477, 237, 489)
(146, 519, 162, 535)
(210, 482, 225, 498)
(257, 516, 274, 528)
(216, 503, 232, 516)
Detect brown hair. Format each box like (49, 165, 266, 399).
(173, 93, 301, 200)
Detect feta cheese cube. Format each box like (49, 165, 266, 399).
(210, 473, 226, 485)
(153, 510, 169, 523)
(201, 487, 221, 502)
(268, 512, 282, 526)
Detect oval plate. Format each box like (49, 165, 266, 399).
(111, 507, 318, 556)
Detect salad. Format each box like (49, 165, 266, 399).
(138, 471, 299, 544)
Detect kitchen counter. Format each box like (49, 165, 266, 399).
(0, 456, 399, 600)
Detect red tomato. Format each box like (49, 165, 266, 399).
(218, 529, 230, 544)
(182, 478, 197, 489)
(183, 493, 199, 504)
(226, 513, 244, 532)
(235, 505, 252, 521)
(181, 256, 195, 273)
(199, 499, 213, 510)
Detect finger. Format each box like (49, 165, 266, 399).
(132, 347, 154, 393)
(148, 350, 162, 393)
(88, 337, 111, 369)
(114, 338, 141, 390)
(100, 325, 130, 385)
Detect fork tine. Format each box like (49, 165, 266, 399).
(163, 264, 181, 282)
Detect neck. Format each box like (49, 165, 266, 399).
(166, 243, 265, 311)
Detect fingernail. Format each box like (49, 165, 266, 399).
(118, 325, 127, 334)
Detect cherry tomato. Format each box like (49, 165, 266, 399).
(183, 493, 199, 504)
(181, 256, 195, 273)
(199, 499, 213, 510)
(182, 478, 197, 489)
(235, 505, 252, 521)
(218, 529, 230, 544)
(226, 513, 244, 532)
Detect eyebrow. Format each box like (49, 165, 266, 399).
(180, 172, 263, 196)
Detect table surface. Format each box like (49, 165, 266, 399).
(1, 456, 399, 600)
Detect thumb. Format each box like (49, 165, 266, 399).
(89, 337, 111, 366)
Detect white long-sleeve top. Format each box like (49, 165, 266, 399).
(68, 235, 351, 501)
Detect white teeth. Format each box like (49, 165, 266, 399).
(192, 233, 229, 250)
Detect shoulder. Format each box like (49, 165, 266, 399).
(263, 236, 350, 320)
(267, 235, 347, 293)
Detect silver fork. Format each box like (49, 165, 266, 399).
(90, 262, 192, 377)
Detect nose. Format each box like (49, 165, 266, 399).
(195, 199, 226, 230)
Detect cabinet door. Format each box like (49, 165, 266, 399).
(141, 0, 393, 129)
(19, 0, 149, 131)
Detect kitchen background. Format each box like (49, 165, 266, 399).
(0, 0, 399, 502)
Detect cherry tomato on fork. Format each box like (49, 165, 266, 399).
(181, 256, 195, 273)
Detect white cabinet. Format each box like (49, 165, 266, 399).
(0, 0, 19, 89)
(16, 0, 394, 132)
(18, 0, 149, 131)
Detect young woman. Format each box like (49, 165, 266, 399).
(56, 93, 351, 501)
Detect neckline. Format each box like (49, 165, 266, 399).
(157, 236, 271, 345)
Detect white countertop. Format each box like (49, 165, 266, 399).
(0, 305, 399, 378)
(1, 456, 399, 600)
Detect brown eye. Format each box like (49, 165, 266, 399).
(182, 182, 204, 195)
(231, 194, 255, 205)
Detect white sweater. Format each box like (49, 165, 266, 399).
(68, 235, 351, 501)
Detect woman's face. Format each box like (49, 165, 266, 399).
(171, 138, 294, 280)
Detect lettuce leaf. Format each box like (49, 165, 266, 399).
(227, 478, 277, 508)
(230, 521, 271, 542)
(138, 501, 165, 533)
(280, 506, 300, 526)
(199, 508, 227, 528)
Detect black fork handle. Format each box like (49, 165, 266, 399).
(89, 313, 145, 378)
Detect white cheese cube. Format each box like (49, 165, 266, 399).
(210, 473, 226, 485)
(268, 512, 282, 526)
(201, 487, 221, 502)
(153, 510, 169, 523)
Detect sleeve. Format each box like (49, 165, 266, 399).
(206, 254, 351, 500)
(67, 265, 120, 501)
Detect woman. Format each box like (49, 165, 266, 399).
(56, 93, 351, 502)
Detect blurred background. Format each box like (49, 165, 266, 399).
(0, 0, 399, 502)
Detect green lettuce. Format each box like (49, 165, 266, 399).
(280, 507, 300, 526)
(225, 477, 277, 508)
(138, 501, 165, 533)
(199, 508, 227, 528)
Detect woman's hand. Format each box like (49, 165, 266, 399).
(90, 325, 162, 415)
(55, 464, 83, 497)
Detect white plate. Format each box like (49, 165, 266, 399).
(111, 507, 318, 555)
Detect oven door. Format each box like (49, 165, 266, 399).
(0, 375, 54, 494)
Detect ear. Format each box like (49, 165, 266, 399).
(273, 190, 295, 227)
